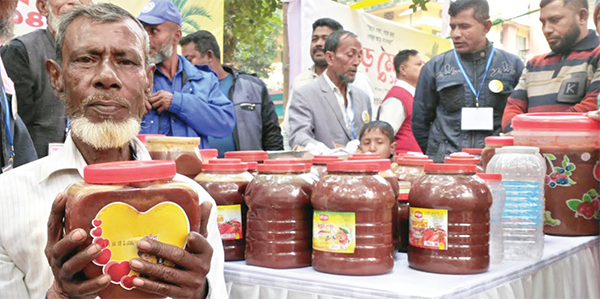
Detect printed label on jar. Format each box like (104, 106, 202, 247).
(409, 207, 448, 250)
(502, 181, 542, 226)
(312, 211, 356, 253)
(90, 202, 190, 290)
(217, 205, 243, 240)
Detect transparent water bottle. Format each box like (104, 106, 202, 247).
(486, 146, 546, 261)
(477, 173, 506, 264)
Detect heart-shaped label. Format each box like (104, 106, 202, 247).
(91, 202, 190, 289)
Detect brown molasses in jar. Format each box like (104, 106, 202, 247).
(394, 156, 434, 183)
(312, 155, 342, 178)
(244, 163, 316, 268)
(195, 160, 253, 261)
(225, 150, 268, 163)
(397, 191, 410, 252)
(445, 153, 484, 173)
(408, 163, 491, 274)
(482, 136, 514, 172)
(512, 113, 600, 236)
(145, 136, 203, 179)
(312, 161, 396, 275)
(64, 161, 200, 299)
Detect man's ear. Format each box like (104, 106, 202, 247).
(46, 59, 64, 97)
(578, 8, 589, 26)
(36, 0, 49, 17)
(400, 64, 407, 77)
(173, 29, 183, 45)
(325, 51, 334, 67)
(482, 19, 492, 34)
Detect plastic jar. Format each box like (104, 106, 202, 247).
(482, 136, 514, 172)
(136, 134, 165, 144)
(225, 150, 268, 163)
(477, 173, 505, 265)
(247, 162, 258, 176)
(445, 153, 484, 173)
(312, 155, 342, 178)
(397, 191, 410, 252)
(462, 148, 483, 158)
(244, 163, 316, 268)
(145, 136, 203, 179)
(512, 113, 600, 236)
(195, 160, 253, 261)
(264, 158, 318, 180)
(311, 161, 396, 275)
(408, 164, 492, 274)
(64, 161, 200, 298)
(198, 149, 218, 163)
(393, 157, 434, 183)
(487, 146, 546, 260)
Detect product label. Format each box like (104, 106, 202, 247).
(312, 211, 356, 253)
(216, 204, 243, 240)
(409, 207, 448, 250)
(502, 181, 542, 226)
(90, 202, 190, 289)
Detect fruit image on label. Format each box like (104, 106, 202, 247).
(91, 202, 190, 289)
(566, 189, 600, 220)
(312, 211, 356, 254)
(216, 204, 243, 240)
(409, 207, 448, 250)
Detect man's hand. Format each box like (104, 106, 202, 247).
(585, 110, 600, 121)
(130, 201, 214, 299)
(149, 90, 174, 114)
(45, 193, 111, 299)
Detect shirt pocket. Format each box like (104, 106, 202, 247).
(557, 71, 587, 104)
(436, 80, 464, 113)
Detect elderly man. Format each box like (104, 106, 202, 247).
(502, 0, 599, 131)
(288, 30, 371, 150)
(0, 3, 226, 298)
(1, 0, 92, 158)
(136, 0, 235, 148)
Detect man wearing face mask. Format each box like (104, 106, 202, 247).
(502, 0, 600, 132)
(1, 0, 92, 158)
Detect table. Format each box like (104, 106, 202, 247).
(224, 236, 600, 299)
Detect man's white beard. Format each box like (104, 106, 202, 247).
(46, 5, 60, 34)
(70, 117, 141, 150)
(149, 40, 174, 65)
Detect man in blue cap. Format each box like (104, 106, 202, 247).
(137, 0, 235, 148)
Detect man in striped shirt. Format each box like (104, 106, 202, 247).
(502, 0, 599, 132)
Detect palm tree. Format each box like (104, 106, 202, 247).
(171, 0, 212, 35)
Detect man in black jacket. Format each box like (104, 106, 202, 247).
(180, 30, 283, 156)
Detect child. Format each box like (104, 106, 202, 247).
(357, 121, 397, 160)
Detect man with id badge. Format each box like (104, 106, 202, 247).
(503, 0, 599, 132)
(412, 0, 523, 162)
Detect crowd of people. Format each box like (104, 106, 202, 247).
(0, 0, 599, 297)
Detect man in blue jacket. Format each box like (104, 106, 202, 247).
(137, 0, 235, 148)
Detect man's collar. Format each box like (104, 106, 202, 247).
(546, 29, 599, 58)
(155, 54, 184, 77)
(457, 40, 493, 62)
(395, 79, 416, 96)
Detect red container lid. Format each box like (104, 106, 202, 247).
(202, 161, 248, 172)
(348, 155, 380, 160)
(398, 192, 409, 201)
(313, 156, 342, 165)
(348, 159, 392, 171)
(247, 162, 258, 171)
(512, 113, 600, 131)
(424, 163, 477, 174)
(224, 150, 269, 162)
(449, 152, 475, 159)
(265, 158, 312, 171)
(136, 134, 165, 143)
(394, 155, 429, 163)
(462, 148, 483, 155)
(208, 158, 242, 164)
(84, 160, 176, 184)
(351, 153, 379, 159)
(477, 173, 502, 181)
(257, 163, 306, 173)
(327, 160, 380, 172)
(444, 157, 481, 164)
(199, 149, 218, 159)
(396, 157, 434, 166)
(485, 136, 514, 146)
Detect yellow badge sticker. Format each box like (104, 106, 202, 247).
(313, 210, 356, 254)
(488, 79, 504, 93)
(362, 110, 370, 123)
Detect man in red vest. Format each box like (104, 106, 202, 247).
(377, 49, 424, 154)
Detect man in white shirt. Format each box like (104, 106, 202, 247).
(377, 49, 424, 154)
(282, 18, 374, 149)
(0, 4, 226, 298)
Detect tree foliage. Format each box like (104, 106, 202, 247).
(172, 0, 212, 35)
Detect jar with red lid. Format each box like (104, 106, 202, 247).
(393, 156, 434, 183)
(482, 136, 514, 172)
(265, 158, 318, 181)
(408, 163, 491, 274)
(311, 161, 395, 275)
(312, 155, 342, 178)
(145, 136, 203, 179)
(225, 150, 268, 163)
(136, 134, 165, 144)
(247, 162, 258, 176)
(397, 191, 410, 252)
(512, 113, 600, 236)
(64, 161, 200, 298)
(198, 149, 218, 163)
(445, 153, 484, 173)
(462, 148, 483, 158)
(244, 163, 316, 268)
(195, 160, 253, 261)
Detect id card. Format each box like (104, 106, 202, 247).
(461, 107, 493, 131)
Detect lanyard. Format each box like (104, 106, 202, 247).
(453, 48, 495, 107)
(344, 91, 358, 140)
(1, 85, 14, 161)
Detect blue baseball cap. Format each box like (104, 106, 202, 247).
(138, 0, 182, 26)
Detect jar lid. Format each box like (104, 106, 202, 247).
(327, 160, 380, 172)
(199, 149, 218, 159)
(351, 153, 379, 159)
(247, 162, 258, 171)
(485, 136, 514, 146)
(424, 163, 477, 174)
(136, 134, 165, 143)
(224, 150, 268, 162)
(512, 113, 600, 131)
(495, 146, 539, 155)
(398, 192, 409, 201)
(396, 157, 434, 166)
(84, 160, 176, 184)
(461, 148, 483, 155)
(202, 162, 248, 172)
(144, 136, 200, 146)
(313, 156, 342, 165)
(348, 159, 392, 171)
(477, 173, 502, 181)
(449, 152, 475, 159)
(265, 158, 312, 170)
(208, 158, 242, 164)
(444, 157, 481, 164)
(257, 163, 306, 173)
(394, 155, 429, 163)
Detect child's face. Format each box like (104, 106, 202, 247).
(359, 129, 396, 159)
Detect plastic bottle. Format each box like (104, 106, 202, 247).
(477, 173, 506, 264)
(486, 146, 546, 260)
